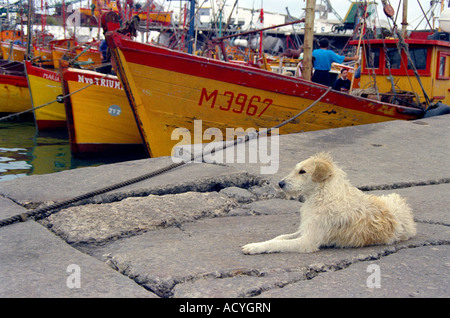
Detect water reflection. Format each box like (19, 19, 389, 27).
(0, 121, 146, 182)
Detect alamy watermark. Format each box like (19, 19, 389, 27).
(171, 120, 279, 174)
(65, 5, 81, 29)
(366, 264, 381, 288)
(66, 264, 81, 289)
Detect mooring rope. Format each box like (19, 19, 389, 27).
(0, 73, 110, 122)
(0, 86, 332, 228)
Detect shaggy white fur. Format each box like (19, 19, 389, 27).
(242, 152, 416, 254)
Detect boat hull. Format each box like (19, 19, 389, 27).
(25, 61, 66, 130)
(0, 65, 30, 113)
(106, 32, 423, 158)
(0, 42, 25, 61)
(62, 68, 143, 156)
(33, 46, 54, 67)
(75, 47, 102, 69)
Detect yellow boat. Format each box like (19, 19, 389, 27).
(79, 0, 171, 26)
(0, 61, 30, 113)
(25, 61, 66, 130)
(33, 46, 54, 67)
(75, 44, 103, 69)
(33, 32, 55, 67)
(351, 32, 450, 107)
(50, 39, 77, 69)
(61, 67, 143, 155)
(0, 41, 26, 61)
(105, 32, 428, 158)
(0, 30, 24, 59)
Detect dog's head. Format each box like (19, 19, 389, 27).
(278, 152, 334, 197)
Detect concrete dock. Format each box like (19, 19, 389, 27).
(0, 114, 449, 298)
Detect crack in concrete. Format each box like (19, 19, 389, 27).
(359, 178, 450, 191)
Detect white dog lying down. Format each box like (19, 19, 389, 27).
(242, 153, 417, 254)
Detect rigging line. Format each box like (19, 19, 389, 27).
(0, 86, 332, 228)
(411, 1, 438, 30)
(384, 6, 432, 109)
(378, 22, 397, 96)
(199, 0, 230, 55)
(416, 0, 434, 30)
(360, 6, 378, 97)
(350, 3, 368, 94)
(222, 0, 240, 35)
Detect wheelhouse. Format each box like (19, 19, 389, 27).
(350, 31, 450, 108)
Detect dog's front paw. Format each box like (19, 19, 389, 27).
(241, 242, 267, 255)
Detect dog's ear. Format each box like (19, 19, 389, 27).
(311, 159, 333, 183)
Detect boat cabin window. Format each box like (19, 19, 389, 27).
(439, 56, 445, 76)
(408, 48, 427, 70)
(361, 43, 431, 76)
(385, 48, 401, 69)
(437, 51, 450, 80)
(364, 47, 380, 69)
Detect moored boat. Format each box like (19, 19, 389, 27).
(79, 0, 172, 27)
(0, 29, 25, 60)
(0, 41, 26, 62)
(50, 38, 77, 69)
(61, 67, 143, 156)
(33, 32, 56, 67)
(105, 31, 426, 158)
(25, 61, 66, 130)
(351, 32, 450, 107)
(0, 61, 31, 113)
(74, 42, 103, 69)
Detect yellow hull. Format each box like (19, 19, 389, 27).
(106, 34, 423, 158)
(0, 74, 30, 113)
(52, 47, 75, 69)
(75, 48, 102, 69)
(115, 49, 417, 158)
(51, 48, 65, 69)
(62, 68, 143, 155)
(0, 42, 25, 61)
(33, 47, 54, 67)
(25, 61, 66, 130)
(79, 8, 171, 25)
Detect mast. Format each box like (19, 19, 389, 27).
(302, 0, 315, 81)
(401, 0, 408, 37)
(168, 0, 196, 54)
(188, 0, 195, 53)
(26, 0, 33, 60)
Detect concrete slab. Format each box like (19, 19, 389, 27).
(0, 196, 156, 297)
(44, 191, 237, 245)
(369, 183, 450, 226)
(257, 245, 450, 298)
(0, 195, 26, 220)
(0, 220, 157, 298)
(0, 157, 249, 205)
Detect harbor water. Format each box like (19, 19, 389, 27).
(0, 120, 146, 182)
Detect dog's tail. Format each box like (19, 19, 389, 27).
(381, 193, 417, 242)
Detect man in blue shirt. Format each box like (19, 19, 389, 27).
(312, 39, 358, 86)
